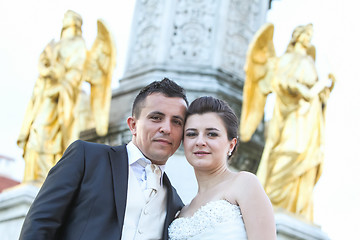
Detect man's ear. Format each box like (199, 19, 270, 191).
(127, 116, 137, 136)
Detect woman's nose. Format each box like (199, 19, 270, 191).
(195, 135, 206, 146)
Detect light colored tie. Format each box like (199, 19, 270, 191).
(138, 159, 162, 202)
(144, 163, 161, 201)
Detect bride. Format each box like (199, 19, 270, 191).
(168, 96, 276, 240)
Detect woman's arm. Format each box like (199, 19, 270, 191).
(235, 172, 277, 240)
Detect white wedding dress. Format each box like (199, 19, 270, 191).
(168, 200, 248, 240)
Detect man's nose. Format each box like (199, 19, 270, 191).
(159, 119, 171, 135)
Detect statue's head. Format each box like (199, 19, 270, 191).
(61, 10, 83, 38)
(286, 23, 313, 52)
(292, 24, 313, 46)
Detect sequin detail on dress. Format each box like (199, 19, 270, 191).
(168, 200, 247, 240)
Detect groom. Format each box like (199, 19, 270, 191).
(19, 78, 188, 240)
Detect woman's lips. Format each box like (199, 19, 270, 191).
(194, 151, 210, 156)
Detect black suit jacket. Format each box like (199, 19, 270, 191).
(19, 140, 184, 240)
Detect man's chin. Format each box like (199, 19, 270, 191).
(149, 152, 172, 165)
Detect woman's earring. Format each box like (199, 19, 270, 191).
(228, 151, 232, 156)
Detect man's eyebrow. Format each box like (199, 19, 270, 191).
(173, 115, 184, 122)
(148, 111, 165, 116)
(148, 111, 184, 122)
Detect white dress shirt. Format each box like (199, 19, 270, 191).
(126, 141, 165, 189)
(121, 142, 168, 240)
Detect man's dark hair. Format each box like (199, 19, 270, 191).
(132, 78, 188, 118)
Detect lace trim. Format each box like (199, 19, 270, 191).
(168, 200, 243, 240)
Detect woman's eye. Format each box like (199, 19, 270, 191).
(185, 132, 197, 137)
(208, 132, 218, 137)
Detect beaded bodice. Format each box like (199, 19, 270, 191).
(168, 200, 247, 240)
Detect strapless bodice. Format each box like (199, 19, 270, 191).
(168, 200, 247, 240)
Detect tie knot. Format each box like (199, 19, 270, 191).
(145, 163, 161, 190)
(146, 163, 161, 175)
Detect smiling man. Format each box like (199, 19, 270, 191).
(20, 78, 188, 240)
(128, 92, 186, 165)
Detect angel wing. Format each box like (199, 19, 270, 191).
(239, 23, 276, 142)
(83, 19, 116, 136)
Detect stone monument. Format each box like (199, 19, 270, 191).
(82, 0, 267, 175)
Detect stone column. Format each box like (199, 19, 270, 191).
(82, 0, 269, 173)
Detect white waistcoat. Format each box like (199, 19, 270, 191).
(121, 167, 168, 240)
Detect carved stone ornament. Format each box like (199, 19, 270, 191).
(169, 0, 217, 63)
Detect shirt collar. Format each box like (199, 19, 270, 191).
(126, 141, 166, 175)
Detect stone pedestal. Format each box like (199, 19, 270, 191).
(0, 184, 39, 240)
(275, 210, 330, 240)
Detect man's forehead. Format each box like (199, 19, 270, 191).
(144, 93, 186, 106)
(141, 93, 187, 115)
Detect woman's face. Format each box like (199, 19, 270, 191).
(183, 112, 236, 170)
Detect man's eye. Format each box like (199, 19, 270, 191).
(173, 119, 183, 126)
(150, 116, 161, 120)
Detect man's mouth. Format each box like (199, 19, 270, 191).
(153, 138, 172, 145)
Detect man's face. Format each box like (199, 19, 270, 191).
(127, 93, 187, 165)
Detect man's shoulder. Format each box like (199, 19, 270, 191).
(70, 140, 126, 151)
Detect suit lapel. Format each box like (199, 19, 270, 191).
(109, 144, 129, 235)
(162, 173, 183, 240)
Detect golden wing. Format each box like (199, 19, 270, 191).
(239, 23, 276, 142)
(84, 19, 116, 136)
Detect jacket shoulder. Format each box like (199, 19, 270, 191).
(70, 140, 125, 151)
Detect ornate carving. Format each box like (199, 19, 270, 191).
(128, 0, 163, 71)
(169, 0, 217, 63)
(221, 0, 262, 77)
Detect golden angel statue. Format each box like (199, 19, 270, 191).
(17, 10, 116, 184)
(239, 23, 335, 221)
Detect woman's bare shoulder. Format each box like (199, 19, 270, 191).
(229, 171, 266, 200)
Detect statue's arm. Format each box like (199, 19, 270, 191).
(294, 79, 328, 101)
(287, 56, 327, 101)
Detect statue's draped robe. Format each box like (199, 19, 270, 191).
(257, 52, 325, 220)
(17, 36, 86, 182)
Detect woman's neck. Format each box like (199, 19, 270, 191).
(195, 165, 232, 194)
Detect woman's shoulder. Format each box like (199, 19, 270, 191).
(229, 171, 266, 200)
(233, 171, 260, 185)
